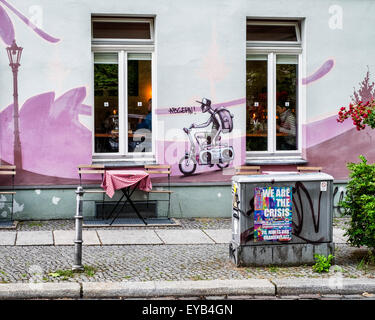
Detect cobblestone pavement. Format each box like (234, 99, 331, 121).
(0, 243, 374, 284)
(0, 217, 374, 288)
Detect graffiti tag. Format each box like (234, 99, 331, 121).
(168, 107, 196, 114)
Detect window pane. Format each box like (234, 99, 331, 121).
(94, 53, 119, 153)
(92, 21, 151, 40)
(246, 24, 297, 42)
(246, 54, 268, 151)
(276, 55, 298, 151)
(128, 53, 152, 153)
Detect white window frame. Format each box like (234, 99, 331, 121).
(246, 20, 304, 161)
(91, 17, 155, 162)
(246, 20, 301, 46)
(92, 17, 154, 44)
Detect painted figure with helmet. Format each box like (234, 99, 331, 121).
(178, 98, 235, 175)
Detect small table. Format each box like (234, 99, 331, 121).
(101, 170, 152, 225)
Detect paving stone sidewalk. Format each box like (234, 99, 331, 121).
(0, 217, 374, 300)
(0, 227, 349, 246)
(0, 217, 349, 246)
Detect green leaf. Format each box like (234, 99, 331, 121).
(48, 272, 60, 278)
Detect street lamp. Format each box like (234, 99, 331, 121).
(6, 40, 23, 169)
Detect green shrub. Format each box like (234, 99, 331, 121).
(340, 155, 375, 252)
(312, 254, 334, 273)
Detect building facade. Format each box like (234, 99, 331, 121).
(0, 0, 373, 220)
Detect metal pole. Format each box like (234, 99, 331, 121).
(12, 65, 22, 169)
(72, 186, 84, 271)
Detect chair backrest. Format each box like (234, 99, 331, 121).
(0, 165, 16, 187)
(297, 166, 322, 173)
(0, 165, 16, 175)
(235, 165, 261, 175)
(78, 164, 105, 185)
(144, 164, 171, 176)
(144, 164, 172, 191)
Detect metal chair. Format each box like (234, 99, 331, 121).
(0, 165, 16, 221)
(234, 165, 261, 175)
(77, 164, 106, 219)
(144, 164, 173, 218)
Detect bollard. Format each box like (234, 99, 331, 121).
(72, 186, 85, 271)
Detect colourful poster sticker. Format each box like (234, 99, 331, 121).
(254, 187, 293, 242)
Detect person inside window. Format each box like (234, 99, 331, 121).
(129, 98, 152, 152)
(276, 103, 296, 150)
(136, 98, 152, 131)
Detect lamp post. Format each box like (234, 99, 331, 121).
(6, 40, 23, 169)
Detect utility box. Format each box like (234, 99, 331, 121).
(229, 172, 335, 267)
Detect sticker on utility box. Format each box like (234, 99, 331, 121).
(254, 187, 292, 242)
(320, 181, 328, 192)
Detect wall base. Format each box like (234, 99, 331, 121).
(1, 184, 232, 220)
(229, 241, 335, 267)
(1, 182, 346, 220)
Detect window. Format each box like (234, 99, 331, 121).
(246, 20, 302, 158)
(92, 17, 154, 158)
(92, 17, 153, 42)
(92, 20, 151, 40)
(246, 21, 300, 44)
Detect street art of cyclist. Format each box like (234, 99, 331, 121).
(179, 98, 235, 175)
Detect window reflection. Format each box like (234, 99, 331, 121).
(92, 21, 151, 40)
(94, 52, 119, 153)
(276, 55, 298, 151)
(127, 53, 152, 153)
(246, 24, 298, 42)
(246, 55, 268, 151)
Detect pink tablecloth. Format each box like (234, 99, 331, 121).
(101, 170, 152, 198)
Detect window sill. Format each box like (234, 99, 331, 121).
(246, 157, 308, 166)
(92, 155, 157, 168)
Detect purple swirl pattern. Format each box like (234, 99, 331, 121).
(0, 0, 60, 45)
(302, 59, 335, 85)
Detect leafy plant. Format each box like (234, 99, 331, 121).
(48, 265, 97, 280)
(268, 265, 279, 273)
(357, 251, 375, 271)
(48, 269, 74, 280)
(26, 221, 44, 227)
(339, 155, 375, 253)
(312, 254, 334, 273)
(83, 265, 97, 277)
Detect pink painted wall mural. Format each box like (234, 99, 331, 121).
(0, 88, 92, 184)
(302, 59, 335, 85)
(0, 0, 92, 185)
(350, 68, 375, 104)
(0, 0, 60, 44)
(156, 97, 244, 183)
(177, 98, 235, 175)
(305, 68, 375, 180)
(0, 0, 370, 186)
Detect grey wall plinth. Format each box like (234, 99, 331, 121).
(230, 242, 335, 267)
(10, 185, 232, 220)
